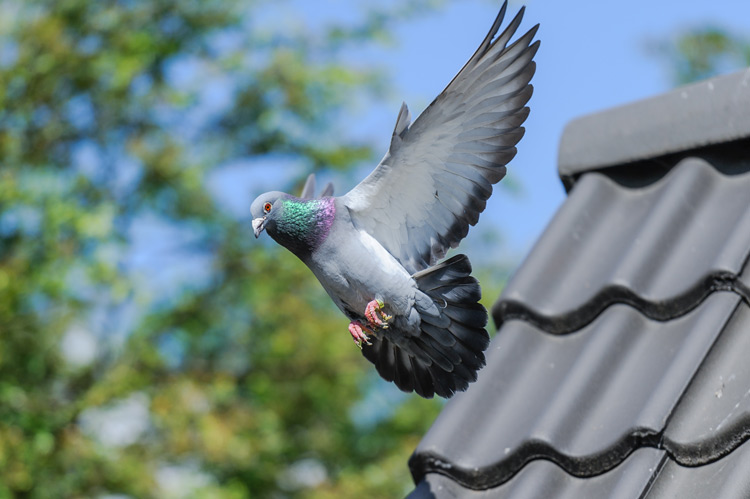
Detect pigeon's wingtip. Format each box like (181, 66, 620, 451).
(301, 173, 316, 199)
(392, 101, 412, 139)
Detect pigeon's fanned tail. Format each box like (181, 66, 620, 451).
(361, 254, 489, 398)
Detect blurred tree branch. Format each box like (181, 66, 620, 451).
(648, 25, 750, 85)
(0, 0, 450, 496)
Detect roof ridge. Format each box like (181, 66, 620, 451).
(558, 69, 750, 187)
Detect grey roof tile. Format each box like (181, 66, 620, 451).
(412, 439, 750, 499)
(410, 292, 741, 488)
(493, 158, 750, 334)
(558, 69, 750, 182)
(646, 440, 750, 498)
(409, 449, 665, 499)
(409, 69, 750, 498)
(663, 300, 750, 465)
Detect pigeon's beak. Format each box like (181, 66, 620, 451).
(252, 217, 266, 238)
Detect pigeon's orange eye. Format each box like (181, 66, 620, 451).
(263, 202, 272, 213)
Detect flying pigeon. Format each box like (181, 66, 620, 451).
(251, 2, 538, 398)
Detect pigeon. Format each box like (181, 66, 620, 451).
(251, 2, 538, 398)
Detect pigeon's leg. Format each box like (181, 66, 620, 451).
(348, 320, 373, 349)
(364, 299, 392, 329)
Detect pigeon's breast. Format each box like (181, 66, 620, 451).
(309, 226, 416, 321)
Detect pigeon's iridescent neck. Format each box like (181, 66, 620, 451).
(270, 196, 335, 258)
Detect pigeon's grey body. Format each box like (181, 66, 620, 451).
(311, 202, 419, 332)
(250, 2, 539, 398)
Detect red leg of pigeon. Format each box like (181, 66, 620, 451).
(364, 299, 392, 329)
(348, 320, 373, 349)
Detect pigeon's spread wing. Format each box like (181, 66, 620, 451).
(342, 3, 538, 274)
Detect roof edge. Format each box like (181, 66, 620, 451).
(558, 68, 750, 186)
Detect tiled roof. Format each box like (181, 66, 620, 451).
(407, 68, 750, 498)
(557, 69, 750, 188)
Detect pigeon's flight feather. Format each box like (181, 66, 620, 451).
(344, 4, 538, 274)
(300, 174, 316, 199)
(250, 2, 538, 398)
(300, 173, 334, 199)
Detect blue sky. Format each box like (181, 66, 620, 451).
(128, 0, 750, 308)
(276, 0, 750, 263)
(41, 0, 749, 450)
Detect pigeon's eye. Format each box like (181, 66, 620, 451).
(263, 202, 272, 213)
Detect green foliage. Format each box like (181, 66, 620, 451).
(649, 26, 750, 85)
(0, 0, 448, 496)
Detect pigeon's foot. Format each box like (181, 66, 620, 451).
(348, 320, 373, 349)
(364, 299, 392, 329)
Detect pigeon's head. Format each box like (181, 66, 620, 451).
(250, 191, 285, 238)
(250, 191, 336, 258)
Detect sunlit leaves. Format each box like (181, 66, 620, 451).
(0, 0, 450, 497)
(649, 26, 750, 85)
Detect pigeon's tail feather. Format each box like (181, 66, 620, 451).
(413, 254, 489, 398)
(362, 254, 489, 398)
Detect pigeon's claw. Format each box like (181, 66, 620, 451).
(348, 320, 372, 349)
(364, 299, 391, 329)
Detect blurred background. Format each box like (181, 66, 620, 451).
(0, 0, 748, 497)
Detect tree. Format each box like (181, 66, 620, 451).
(0, 0, 450, 496)
(649, 25, 750, 85)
